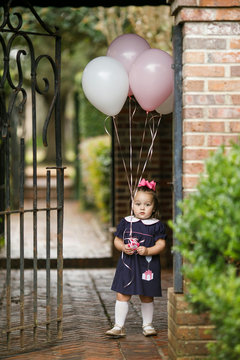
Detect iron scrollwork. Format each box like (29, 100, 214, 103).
(0, 0, 61, 148)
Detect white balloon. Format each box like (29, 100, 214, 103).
(82, 56, 129, 116)
(155, 91, 174, 115)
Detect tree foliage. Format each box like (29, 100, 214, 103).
(95, 6, 172, 51)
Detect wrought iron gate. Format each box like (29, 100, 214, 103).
(0, 1, 64, 354)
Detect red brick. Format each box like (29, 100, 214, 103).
(183, 134, 205, 146)
(208, 107, 240, 119)
(208, 51, 240, 63)
(231, 66, 240, 77)
(169, 318, 214, 341)
(168, 327, 210, 356)
(183, 65, 224, 77)
(183, 162, 205, 175)
(207, 135, 240, 146)
(208, 80, 240, 91)
(230, 39, 240, 49)
(183, 51, 205, 63)
(183, 108, 204, 119)
(176, 8, 240, 24)
(176, 8, 216, 23)
(171, 0, 198, 16)
(183, 80, 204, 92)
(200, 0, 240, 5)
(168, 342, 208, 360)
(168, 288, 189, 311)
(184, 120, 225, 133)
(182, 175, 200, 189)
(184, 37, 226, 50)
(183, 121, 225, 132)
(231, 95, 240, 105)
(184, 22, 240, 36)
(183, 148, 212, 161)
(229, 121, 240, 132)
(168, 302, 210, 326)
(168, 289, 214, 359)
(216, 8, 240, 21)
(198, 326, 215, 341)
(184, 94, 225, 106)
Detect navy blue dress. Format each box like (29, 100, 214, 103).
(111, 216, 166, 297)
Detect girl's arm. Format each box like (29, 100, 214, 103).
(137, 238, 166, 256)
(114, 236, 135, 255)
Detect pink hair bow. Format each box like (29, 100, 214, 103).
(138, 178, 156, 191)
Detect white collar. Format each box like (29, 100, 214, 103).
(124, 215, 159, 225)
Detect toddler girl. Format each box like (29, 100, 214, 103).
(106, 179, 166, 337)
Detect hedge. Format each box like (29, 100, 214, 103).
(80, 135, 111, 223)
(170, 143, 240, 360)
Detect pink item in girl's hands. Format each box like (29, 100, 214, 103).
(127, 237, 139, 250)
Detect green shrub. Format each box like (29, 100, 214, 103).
(80, 135, 111, 223)
(170, 143, 240, 360)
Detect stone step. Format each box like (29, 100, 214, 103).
(24, 165, 75, 199)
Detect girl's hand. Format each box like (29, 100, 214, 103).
(137, 246, 148, 256)
(123, 244, 134, 255)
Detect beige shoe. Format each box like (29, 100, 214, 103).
(142, 324, 157, 336)
(106, 325, 126, 337)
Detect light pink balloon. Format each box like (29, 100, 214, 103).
(107, 34, 151, 96)
(129, 49, 174, 112)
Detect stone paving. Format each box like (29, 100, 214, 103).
(0, 268, 172, 360)
(0, 200, 111, 260)
(0, 199, 173, 359)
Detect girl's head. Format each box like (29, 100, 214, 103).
(132, 179, 159, 220)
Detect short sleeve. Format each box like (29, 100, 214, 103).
(114, 218, 126, 239)
(154, 221, 167, 242)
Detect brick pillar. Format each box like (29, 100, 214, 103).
(169, 0, 240, 358)
(171, 0, 240, 196)
(168, 288, 214, 360)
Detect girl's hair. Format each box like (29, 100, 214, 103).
(135, 186, 160, 219)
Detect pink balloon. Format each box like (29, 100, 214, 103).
(107, 34, 151, 96)
(129, 49, 174, 112)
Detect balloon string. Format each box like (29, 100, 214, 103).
(112, 116, 132, 196)
(122, 228, 134, 288)
(134, 113, 148, 193)
(134, 113, 162, 194)
(105, 115, 132, 197)
(104, 116, 111, 136)
(129, 96, 137, 120)
(128, 96, 137, 237)
(140, 114, 162, 181)
(128, 96, 137, 203)
(129, 97, 133, 204)
(121, 228, 145, 288)
(148, 113, 161, 162)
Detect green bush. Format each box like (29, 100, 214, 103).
(80, 135, 111, 223)
(170, 143, 240, 360)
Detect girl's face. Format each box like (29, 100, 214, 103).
(132, 191, 155, 220)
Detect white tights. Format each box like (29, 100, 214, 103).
(115, 300, 129, 328)
(141, 301, 154, 326)
(114, 299, 154, 328)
